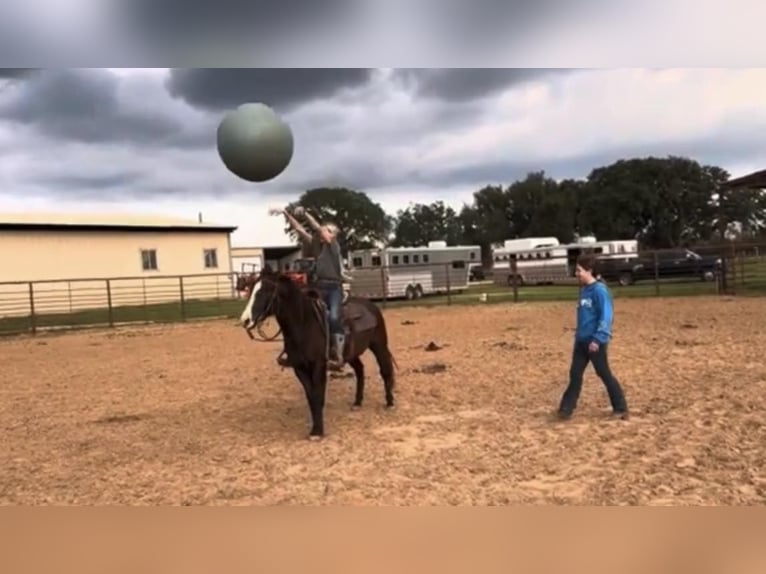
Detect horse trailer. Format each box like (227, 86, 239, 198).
(347, 241, 481, 300)
(492, 236, 639, 286)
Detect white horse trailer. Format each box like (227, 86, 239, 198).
(348, 241, 481, 300)
(492, 236, 639, 286)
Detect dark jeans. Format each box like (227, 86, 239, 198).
(558, 340, 628, 415)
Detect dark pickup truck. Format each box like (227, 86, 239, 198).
(598, 248, 722, 286)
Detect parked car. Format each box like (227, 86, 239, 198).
(598, 248, 722, 286)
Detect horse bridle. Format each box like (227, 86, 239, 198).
(242, 273, 282, 341)
(243, 272, 331, 359)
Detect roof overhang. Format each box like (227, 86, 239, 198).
(0, 223, 238, 233)
(721, 169, 766, 190)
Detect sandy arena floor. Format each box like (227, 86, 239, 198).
(2, 296, 765, 505)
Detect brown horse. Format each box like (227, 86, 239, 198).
(238, 267, 396, 440)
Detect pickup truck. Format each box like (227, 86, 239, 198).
(598, 248, 722, 286)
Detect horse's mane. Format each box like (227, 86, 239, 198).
(266, 272, 327, 363)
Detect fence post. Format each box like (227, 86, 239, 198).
(179, 276, 186, 321)
(445, 263, 452, 305)
(511, 258, 519, 303)
(653, 251, 660, 296)
(379, 264, 387, 308)
(28, 282, 37, 335)
(739, 252, 746, 289)
(105, 279, 114, 327)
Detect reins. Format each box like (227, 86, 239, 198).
(243, 273, 328, 358)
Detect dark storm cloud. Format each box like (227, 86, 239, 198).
(392, 68, 573, 102)
(31, 171, 146, 194)
(0, 68, 39, 78)
(166, 68, 375, 112)
(0, 69, 210, 148)
(115, 0, 358, 60)
(406, 0, 593, 57)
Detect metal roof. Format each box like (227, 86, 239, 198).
(721, 169, 766, 190)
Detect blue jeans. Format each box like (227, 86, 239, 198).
(316, 281, 343, 335)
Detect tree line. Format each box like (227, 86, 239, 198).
(285, 155, 766, 263)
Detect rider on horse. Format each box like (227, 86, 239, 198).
(273, 206, 351, 370)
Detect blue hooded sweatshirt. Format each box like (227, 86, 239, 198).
(575, 280, 614, 345)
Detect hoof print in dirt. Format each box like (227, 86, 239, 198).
(493, 341, 527, 351)
(425, 341, 443, 352)
(401, 320, 417, 325)
(680, 323, 698, 329)
(415, 363, 448, 375)
(330, 371, 354, 380)
(94, 414, 144, 425)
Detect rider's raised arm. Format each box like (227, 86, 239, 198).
(281, 209, 312, 243)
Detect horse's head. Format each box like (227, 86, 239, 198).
(239, 266, 296, 333)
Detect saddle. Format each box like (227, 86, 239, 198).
(304, 289, 378, 361)
(305, 290, 378, 334)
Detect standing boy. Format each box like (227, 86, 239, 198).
(555, 253, 629, 420)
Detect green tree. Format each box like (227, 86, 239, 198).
(505, 171, 579, 242)
(715, 182, 766, 240)
(457, 185, 513, 268)
(465, 184, 513, 244)
(578, 156, 728, 248)
(285, 187, 391, 255)
(390, 201, 463, 247)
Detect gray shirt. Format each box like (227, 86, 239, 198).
(301, 234, 344, 283)
(315, 239, 344, 283)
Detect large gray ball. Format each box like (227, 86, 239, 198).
(216, 103, 294, 183)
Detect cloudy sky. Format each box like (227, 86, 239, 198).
(2, 67, 766, 247)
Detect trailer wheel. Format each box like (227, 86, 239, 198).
(414, 284, 424, 299)
(405, 285, 416, 300)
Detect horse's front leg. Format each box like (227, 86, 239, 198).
(293, 363, 328, 440)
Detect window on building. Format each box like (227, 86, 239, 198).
(402, 255, 410, 264)
(141, 249, 158, 271)
(392, 255, 399, 265)
(204, 248, 218, 269)
(423, 254, 430, 263)
(371, 256, 382, 267)
(352, 257, 363, 267)
(413, 254, 420, 263)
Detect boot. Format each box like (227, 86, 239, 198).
(276, 349, 293, 368)
(328, 333, 346, 371)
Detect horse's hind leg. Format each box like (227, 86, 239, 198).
(348, 356, 365, 409)
(370, 342, 395, 409)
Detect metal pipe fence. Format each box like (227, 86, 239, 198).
(1, 243, 765, 336)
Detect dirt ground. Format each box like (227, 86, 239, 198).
(2, 295, 765, 505)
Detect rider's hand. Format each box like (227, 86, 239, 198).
(293, 206, 305, 217)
